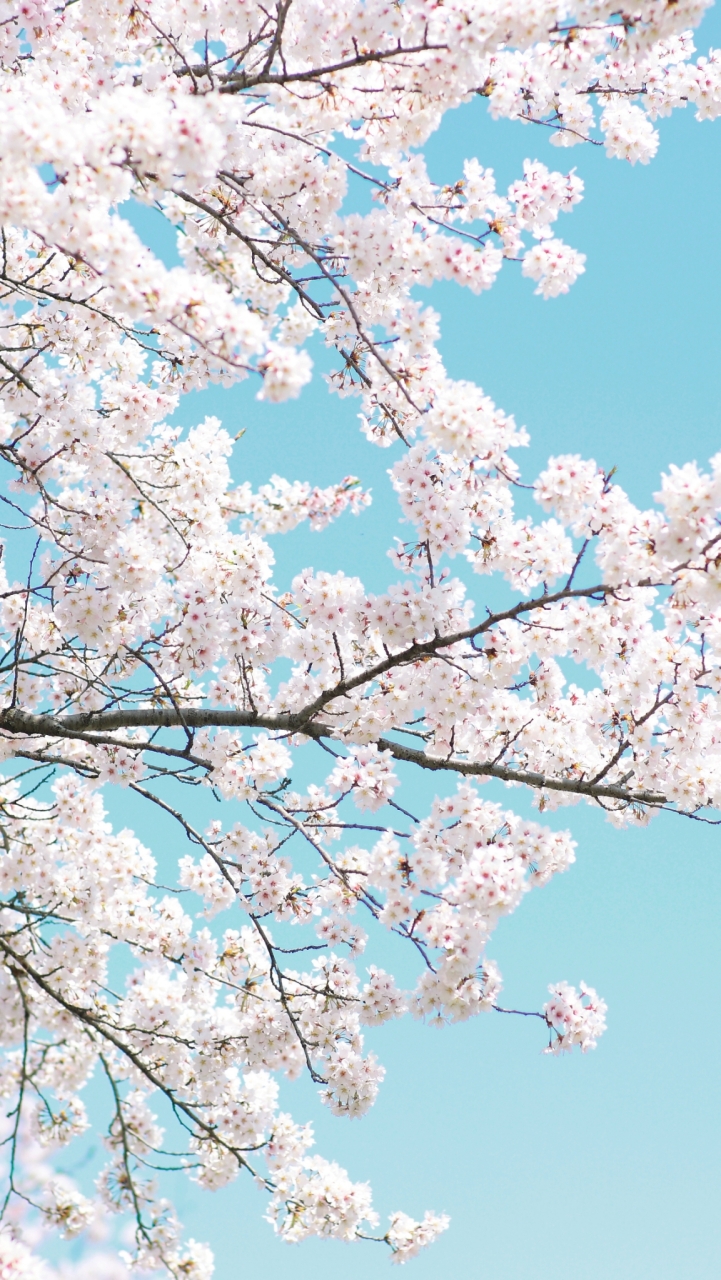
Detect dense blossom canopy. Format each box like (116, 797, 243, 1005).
(0, 1, 720, 1275)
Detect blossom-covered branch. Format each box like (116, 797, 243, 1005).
(1, 1, 720, 1277)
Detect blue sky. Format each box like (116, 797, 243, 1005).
(107, 9, 721, 1278)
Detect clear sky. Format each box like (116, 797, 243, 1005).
(108, 8, 721, 1279)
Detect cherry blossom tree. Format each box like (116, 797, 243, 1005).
(0, 1, 720, 1276)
